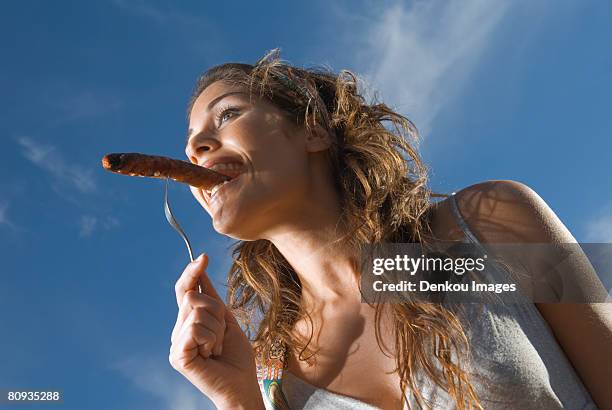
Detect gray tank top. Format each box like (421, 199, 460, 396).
(275, 192, 597, 409)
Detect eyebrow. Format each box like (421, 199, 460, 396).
(186, 91, 249, 143)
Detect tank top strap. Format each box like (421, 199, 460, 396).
(449, 192, 529, 303)
(449, 191, 483, 247)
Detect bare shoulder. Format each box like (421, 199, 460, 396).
(449, 184, 612, 408)
(450, 179, 575, 243)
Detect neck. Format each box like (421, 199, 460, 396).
(270, 225, 363, 313)
(262, 193, 364, 315)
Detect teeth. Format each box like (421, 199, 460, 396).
(210, 183, 223, 197)
(208, 180, 231, 199)
(208, 162, 243, 172)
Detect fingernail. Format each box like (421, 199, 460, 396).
(196, 253, 205, 262)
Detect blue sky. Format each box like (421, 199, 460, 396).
(1, 1, 611, 409)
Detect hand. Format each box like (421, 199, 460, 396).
(169, 253, 265, 409)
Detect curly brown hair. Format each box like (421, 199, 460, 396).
(187, 49, 482, 409)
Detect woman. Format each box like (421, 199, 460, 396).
(168, 49, 612, 409)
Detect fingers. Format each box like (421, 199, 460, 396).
(175, 253, 224, 307)
(170, 319, 217, 368)
(171, 296, 194, 345)
(193, 256, 224, 303)
(171, 291, 226, 356)
(175, 253, 208, 307)
(171, 315, 214, 359)
(178, 308, 223, 353)
(173, 291, 225, 337)
(172, 252, 237, 359)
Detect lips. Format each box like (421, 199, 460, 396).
(203, 156, 245, 171)
(202, 174, 242, 206)
(199, 156, 246, 206)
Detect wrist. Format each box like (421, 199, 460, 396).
(213, 385, 265, 410)
(215, 395, 265, 410)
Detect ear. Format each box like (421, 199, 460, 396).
(304, 124, 334, 153)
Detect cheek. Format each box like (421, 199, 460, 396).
(248, 162, 310, 212)
(252, 145, 309, 192)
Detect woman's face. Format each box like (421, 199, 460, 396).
(186, 80, 332, 240)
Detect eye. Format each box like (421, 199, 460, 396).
(214, 105, 240, 127)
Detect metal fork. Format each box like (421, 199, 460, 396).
(164, 177, 203, 294)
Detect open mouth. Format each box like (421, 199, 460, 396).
(202, 162, 244, 204)
(202, 172, 244, 206)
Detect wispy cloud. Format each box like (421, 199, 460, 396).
(52, 90, 123, 125)
(584, 204, 612, 299)
(109, 352, 215, 410)
(78, 215, 120, 238)
(0, 201, 8, 224)
(34, 82, 125, 128)
(110, 0, 221, 57)
(0, 201, 14, 229)
(78, 216, 97, 238)
(17, 136, 96, 193)
(585, 204, 612, 243)
(349, 0, 511, 137)
(112, 0, 201, 26)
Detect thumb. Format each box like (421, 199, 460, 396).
(194, 253, 222, 301)
(195, 253, 240, 326)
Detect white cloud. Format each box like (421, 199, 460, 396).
(103, 216, 120, 230)
(351, 0, 511, 137)
(585, 207, 612, 243)
(0, 200, 23, 231)
(109, 352, 215, 410)
(53, 90, 123, 125)
(78, 215, 120, 238)
(112, 0, 201, 26)
(0, 201, 11, 227)
(17, 136, 96, 193)
(35, 83, 124, 128)
(584, 205, 612, 299)
(110, 0, 221, 58)
(78, 215, 97, 238)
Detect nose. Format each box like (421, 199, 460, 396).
(185, 134, 221, 165)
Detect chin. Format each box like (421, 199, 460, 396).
(213, 224, 261, 241)
(211, 209, 257, 241)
